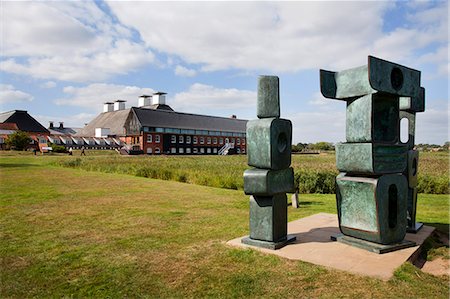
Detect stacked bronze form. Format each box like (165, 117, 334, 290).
(241, 76, 296, 250)
(320, 56, 425, 252)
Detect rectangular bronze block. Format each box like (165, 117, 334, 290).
(405, 150, 419, 188)
(346, 94, 400, 143)
(320, 56, 421, 99)
(406, 187, 418, 229)
(249, 195, 287, 242)
(336, 173, 408, 244)
(257, 76, 280, 119)
(247, 118, 292, 170)
(336, 143, 407, 174)
(399, 111, 416, 150)
(399, 87, 425, 112)
(244, 167, 295, 195)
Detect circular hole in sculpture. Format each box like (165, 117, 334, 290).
(277, 132, 287, 153)
(390, 67, 404, 91)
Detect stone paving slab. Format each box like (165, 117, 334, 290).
(227, 213, 435, 280)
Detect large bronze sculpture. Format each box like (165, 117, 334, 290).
(242, 76, 296, 250)
(320, 56, 425, 252)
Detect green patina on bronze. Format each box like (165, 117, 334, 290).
(322, 55, 426, 247)
(346, 94, 400, 143)
(244, 167, 295, 196)
(246, 118, 292, 170)
(406, 150, 419, 188)
(336, 143, 407, 174)
(320, 56, 421, 100)
(248, 195, 287, 242)
(336, 174, 408, 244)
(399, 87, 425, 113)
(241, 75, 295, 250)
(406, 187, 418, 227)
(257, 76, 280, 118)
(399, 111, 416, 150)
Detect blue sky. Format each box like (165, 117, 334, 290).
(0, 1, 448, 144)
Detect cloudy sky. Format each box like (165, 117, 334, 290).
(1, 1, 448, 144)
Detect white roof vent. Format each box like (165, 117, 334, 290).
(114, 100, 126, 111)
(153, 92, 167, 105)
(138, 95, 152, 107)
(103, 102, 114, 113)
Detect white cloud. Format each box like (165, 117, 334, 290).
(55, 83, 154, 111)
(288, 111, 346, 144)
(106, 1, 447, 75)
(172, 83, 256, 113)
(416, 101, 449, 145)
(1, 2, 154, 82)
(41, 81, 57, 89)
(0, 84, 34, 104)
(175, 65, 197, 77)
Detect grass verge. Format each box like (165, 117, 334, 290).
(1, 156, 449, 297)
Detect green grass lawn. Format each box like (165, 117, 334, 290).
(1, 155, 449, 297)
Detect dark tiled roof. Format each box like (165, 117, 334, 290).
(132, 107, 247, 132)
(49, 127, 79, 135)
(0, 110, 49, 133)
(74, 109, 131, 137)
(76, 107, 247, 137)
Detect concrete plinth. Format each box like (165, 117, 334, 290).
(241, 235, 296, 250)
(227, 213, 435, 280)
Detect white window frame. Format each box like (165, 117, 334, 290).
(171, 135, 176, 143)
(186, 148, 191, 154)
(147, 134, 152, 143)
(207, 148, 211, 154)
(155, 135, 160, 143)
(193, 137, 198, 144)
(200, 137, 205, 144)
(186, 136, 191, 144)
(220, 138, 223, 144)
(179, 135, 184, 144)
(171, 147, 176, 153)
(147, 147, 153, 154)
(207, 137, 211, 144)
(179, 148, 184, 154)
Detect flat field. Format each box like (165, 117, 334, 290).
(48, 150, 449, 194)
(0, 154, 449, 297)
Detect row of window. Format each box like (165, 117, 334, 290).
(143, 127, 246, 137)
(170, 135, 245, 145)
(168, 147, 245, 154)
(146, 135, 161, 143)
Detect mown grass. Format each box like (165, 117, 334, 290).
(38, 150, 450, 194)
(1, 156, 449, 298)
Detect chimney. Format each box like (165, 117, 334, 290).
(59, 122, 64, 129)
(230, 115, 237, 119)
(152, 92, 167, 105)
(49, 121, 54, 129)
(114, 100, 126, 111)
(138, 95, 152, 107)
(103, 102, 114, 113)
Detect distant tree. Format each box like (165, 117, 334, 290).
(311, 142, 334, 151)
(6, 131, 31, 151)
(292, 142, 308, 152)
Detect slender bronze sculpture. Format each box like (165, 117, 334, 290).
(242, 76, 296, 250)
(320, 56, 425, 252)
